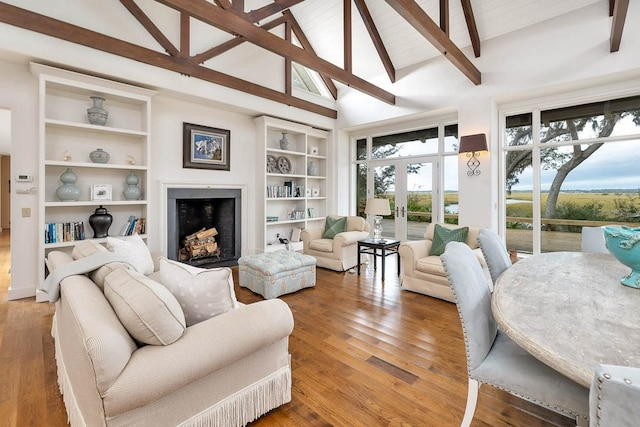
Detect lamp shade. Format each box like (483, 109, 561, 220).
(459, 133, 488, 153)
(365, 198, 391, 216)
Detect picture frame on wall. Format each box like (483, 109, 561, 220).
(183, 122, 231, 171)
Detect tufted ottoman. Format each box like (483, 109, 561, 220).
(238, 251, 316, 299)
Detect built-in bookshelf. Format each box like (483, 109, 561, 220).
(255, 116, 329, 252)
(32, 63, 156, 297)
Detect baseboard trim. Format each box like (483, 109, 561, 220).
(7, 286, 36, 301)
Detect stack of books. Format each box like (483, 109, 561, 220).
(119, 216, 146, 236)
(45, 221, 85, 243)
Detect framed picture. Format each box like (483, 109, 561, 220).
(183, 122, 230, 171)
(91, 184, 112, 201)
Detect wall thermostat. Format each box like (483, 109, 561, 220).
(16, 174, 33, 182)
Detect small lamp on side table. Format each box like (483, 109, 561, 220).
(365, 198, 391, 242)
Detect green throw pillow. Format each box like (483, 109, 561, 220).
(430, 224, 469, 256)
(322, 216, 347, 239)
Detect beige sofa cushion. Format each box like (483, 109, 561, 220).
(158, 258, 238, 326)
(70, 240, 133, 290)
(104, 268, 186, 345)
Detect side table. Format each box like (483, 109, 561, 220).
(357, 238, 401, 280)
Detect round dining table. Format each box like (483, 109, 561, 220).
(492, 251, 640, 388)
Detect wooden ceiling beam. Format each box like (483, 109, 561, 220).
(285, 11, 339, 100)
(0, 2, 337, 118)
(180, 12, 190, 56)
(460, 0, 480, 57)
(248, 0, 304, 24)
(610, 0, 628, 52)
(440, 0, 449, 35)
(344, 0, 352, 73)
(383, 0, 481, 85)
(120, 0, 180, 57)
(157, 0, 395, 104)
(353, 0, 396, 83)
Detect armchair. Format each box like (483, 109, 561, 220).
(301, 215, 370, 271)
(399, 222, 491, 302)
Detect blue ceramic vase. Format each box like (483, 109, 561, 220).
(603, 225, 640, 288)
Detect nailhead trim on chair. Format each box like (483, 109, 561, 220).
(443, 262, 586, 424)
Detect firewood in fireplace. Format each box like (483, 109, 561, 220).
(180, 227, 221, 260)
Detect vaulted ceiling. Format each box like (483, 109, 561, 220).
(0, 0, 629, 119)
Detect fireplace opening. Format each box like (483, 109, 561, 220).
(167, 188, 241, 268)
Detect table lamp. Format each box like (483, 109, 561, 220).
(365, 198, 391, 241)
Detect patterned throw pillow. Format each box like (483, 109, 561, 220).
(322, 216, 347, 239)
(158, 258, 239, 326)
(430, 224, 469, 256)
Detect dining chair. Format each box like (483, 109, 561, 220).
(441, 241, 589, 427)
(477, 228, 512, 287)
(581, 226, 608, 254)
(590, 364, 640, 427)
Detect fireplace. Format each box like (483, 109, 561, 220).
(166, 187, 241, 267)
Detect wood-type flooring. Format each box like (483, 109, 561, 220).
(0, 231, 573, 426)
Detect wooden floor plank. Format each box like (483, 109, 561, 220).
(0, 230, 574, 426)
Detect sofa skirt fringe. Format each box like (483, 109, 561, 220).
(179, 365, 292, 427)
(52, 313, 88, 427)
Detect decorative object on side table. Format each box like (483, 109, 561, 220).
(55, 168, 81, 201)
(123, 171, 142, 200)
(89, 148, 110, 163)
(87, 96, 108, 126)
(183, 122, 230, 171)
(308, 161, 318, 176)
(279, 132, 290, 150)
(88, 205, 113, 238)
(603, 225, 640, 288)
(365, 198, 391, 242)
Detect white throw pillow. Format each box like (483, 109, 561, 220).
(104, 268, 186, 345)
(159, 258, 239, 326)
(107, 234, 154, 275)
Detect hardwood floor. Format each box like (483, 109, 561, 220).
(0, 232, 573, 426)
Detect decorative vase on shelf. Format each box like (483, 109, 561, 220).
(88, 205, 113, 238)
(55, 168, 80, 201)
(123, 171, 142, 200)
(89, 148, 110, 164)
(308, 161, 318, 176)
(87, 96, 108, 126)
(279, 132, 290, 150)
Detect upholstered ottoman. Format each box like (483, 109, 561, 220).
(238, 251, 316, 299)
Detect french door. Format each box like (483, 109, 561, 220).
(371, 157, 438, 241)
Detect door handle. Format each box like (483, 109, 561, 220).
(395, 206, 399, 217)
(401, 206, 405, 217)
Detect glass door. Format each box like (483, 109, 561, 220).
(372, 158, 437, 241)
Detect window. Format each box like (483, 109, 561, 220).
(353, 121, 459, 240)
(503, 95, 640, 254)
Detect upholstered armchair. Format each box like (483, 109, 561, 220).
(399, 222, 491, 302)
(300, 215, 370, 271)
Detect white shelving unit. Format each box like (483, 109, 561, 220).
(32, 63, 156, 293)
(255, 116, 330, 252)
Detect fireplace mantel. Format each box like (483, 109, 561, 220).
(161, 183, 245, 267)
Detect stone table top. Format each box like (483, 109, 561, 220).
(492, 252, 640, 388)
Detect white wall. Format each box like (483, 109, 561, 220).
(148, 95, 258, 255)
(337, 1, 640, 228)
(2, 0, 640, 297)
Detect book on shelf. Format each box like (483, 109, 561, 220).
(120, 216, 146, 236)
(45, 221, 85, 243)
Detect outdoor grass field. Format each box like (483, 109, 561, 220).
(404, 190, 640, 220)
